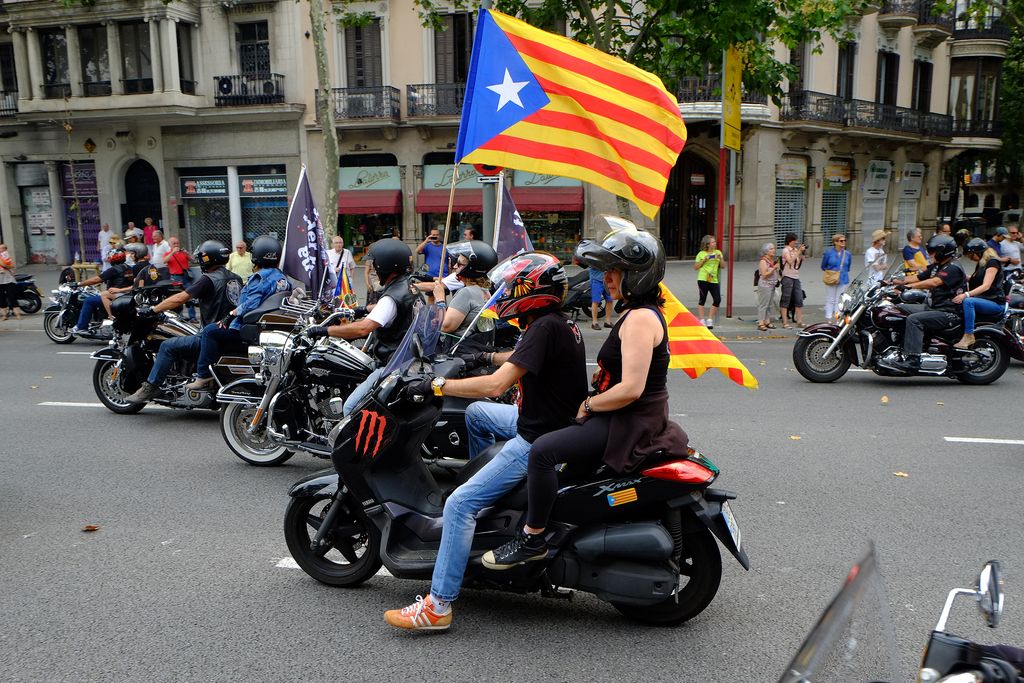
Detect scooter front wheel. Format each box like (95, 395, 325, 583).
(284, 493, 382, 587)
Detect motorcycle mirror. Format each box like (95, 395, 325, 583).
(977, 561, 1004, 628)
(411, 333, 425, 361)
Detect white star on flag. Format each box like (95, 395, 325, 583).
(486, 68, 529, 111)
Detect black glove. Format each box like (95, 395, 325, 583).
(218, 315, 235, 328)
(353, 306, 368, 318)
(137, 305, 155, 317)
(306, 325, 329, 339)
(466, 351, 492, 370)
(405, 376, 435, 398)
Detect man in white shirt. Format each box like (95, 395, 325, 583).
(328, 235, 356, 284)
(97, 223, 111, 255)
(150, 230, 171, 270)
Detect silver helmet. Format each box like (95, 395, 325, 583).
(574, 216, 666, 299)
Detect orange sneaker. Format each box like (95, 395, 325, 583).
(383, 595, 452, 631)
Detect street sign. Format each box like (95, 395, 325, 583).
(723, 46, 743, 152)
(477, 176, 500, 184)
(473, 163, 503, 177)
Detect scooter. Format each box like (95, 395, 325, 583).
(562, 269, 604, 322)
(13, 273, 42, 314)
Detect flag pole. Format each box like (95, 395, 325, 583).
(438, 163, 459, 284)
(492, 170, 505, 251)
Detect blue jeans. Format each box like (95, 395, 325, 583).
(177, 270, 196, 320)
(147, 334, 202, 386)
(195, 323, 244, 378)
(962, 297, 1006, 333)
(431, 402, 527, 602)
(76, 294, 103, 329)
(343, 367, 384, 416)
(465, 401, 518, 458)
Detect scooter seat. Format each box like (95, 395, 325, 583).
(454, 441, 506, 486)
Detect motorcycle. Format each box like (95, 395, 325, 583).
(562, 269, 605, 322)
(13, 273, 42, 314)
(778, 546, 1021, 682)
(283, 322, 749, 626)
(793, 261, 1022, 385)
(43, 282, 114, 344)
(217, 300, 484, 469)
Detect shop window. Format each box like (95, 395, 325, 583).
(966, 193, 979, 208)
(0, 43, 17, 93)
(177, 23, 196, 94)
(120, 22, 153, 94)
(41, 28, 70, 99)
(79, 25, 110, 97)
(836, 42, 856, 101)
(434, 13, 473, 84)
(1003, 193, 1019, 210)
(984, 194, 995, 208)
(237, 21, 270, 77)
(344, 19, 382, 87)
(875, 51, 899, 106)
(912, 60, 932, 112)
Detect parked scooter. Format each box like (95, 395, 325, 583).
(13, 273, 42, 314)
(562, 269, 604, 322)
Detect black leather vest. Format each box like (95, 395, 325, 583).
(372, 275, 418, 361)
(199, 267, 243, 325)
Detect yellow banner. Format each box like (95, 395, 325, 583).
(723, 46, 743, 152)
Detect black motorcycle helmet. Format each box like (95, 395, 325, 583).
(367, 238, 412, 282)
(446, 240, 498, 279)
(926, 234, 957, 263)
(250, 236, 281, 268)
(194, 240, 230, 271)
(124, 242, 149, 262)
(963, 237, 988, 257)
(574, 216, 666, 300)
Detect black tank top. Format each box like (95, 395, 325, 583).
(593, 305, 669, 395)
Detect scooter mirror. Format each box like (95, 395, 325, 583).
(977, 561, 1003, 628)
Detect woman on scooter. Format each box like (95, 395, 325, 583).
(952, 237, 1006, 349)
(482, 217, 688, 569)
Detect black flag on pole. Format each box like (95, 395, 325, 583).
(494, 183, 533, 261)
(280, 166, 335, 299)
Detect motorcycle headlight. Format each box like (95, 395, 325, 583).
(838, 292, 852, 313)
(248, 345, 265, 366)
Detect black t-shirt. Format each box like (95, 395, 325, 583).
(968, 258, 1006, 303)
(100, 265, 132, 289)
(131, 262, 152, 289)
(186, 274, 215, 300)
(921, 261, 966, 311)
(508, 311, 588, 442)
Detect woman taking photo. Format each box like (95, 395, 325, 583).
(481, 219, 687, 569)
(952, 237, 1006, 349)
(821, 233, 852, 320)
(756, 243, 780, 331)
(693, 234, 723, 329)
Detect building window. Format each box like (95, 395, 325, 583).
(875, 51, 899, 106)
(0, 43, 17, 93)
(177, 23, 196, 94)
(237, 21, 270, 77)
(788, 43, 806, 94)
(79, 25, 110, 97)
(950, 57, 1002, 129)
(41, 28, 70, 99)
(434, 13, 474, 84)
(836, 42, 856, 100)
(344, 19, 382, 87)
(120, 22, 153, 94)
(911, 60, 932, 112)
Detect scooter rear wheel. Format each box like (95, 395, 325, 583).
(18, 291, 41, 314)
(611, 527, 722, 626)
(284, 493, 382, 587)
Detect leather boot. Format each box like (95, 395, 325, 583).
(954, 333, 975, 349)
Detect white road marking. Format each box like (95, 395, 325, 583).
(37, 401, 174, 411)
(56, 351, 94, 355)
(274, 556, 393, 577)
(944, 436, 1024, 446)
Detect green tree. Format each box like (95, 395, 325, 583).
(997, 0, 1023, 179)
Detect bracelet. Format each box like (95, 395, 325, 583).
(584, 396, 593, 414)
(436, 301, 446, 308)
(488, 352, 494, 365)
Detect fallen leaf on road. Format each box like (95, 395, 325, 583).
(789, 435, 802, 440)
(759, 361, 767, 366)
(30, 385, 38, 389)
(893, 471, 909, 478)
(936, 401, 944, 406)
(82, 524, 100, 532)
(880, 395, 889, 404)
(43, 375, 53, 379)
(776, 501, 786, 505)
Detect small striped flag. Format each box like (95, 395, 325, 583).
(455, 9, 687, 219)
(660, 284, 758, 390)
(333, 266, 357, 309)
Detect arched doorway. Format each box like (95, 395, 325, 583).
(121, 159, 162, 230)
(661, 152, 715, 258)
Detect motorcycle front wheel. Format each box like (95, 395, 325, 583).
(956, 338, 1010, 385)
(219, 402, 294, 466)
(92, 360, 145, 414)
(284, 493, 382, 587)
(793, 335, 850, 382)
(44, 312, 75, 344)
(611, 527, 722, 626)
(18, 291, 41, 314)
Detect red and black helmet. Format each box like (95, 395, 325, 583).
(108, 249, 127, 265)
(486, 251, 567, 321)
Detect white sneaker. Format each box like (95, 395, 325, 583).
(706, 319, 714, 329)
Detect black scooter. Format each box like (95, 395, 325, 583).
(284, 344, 749, 625)
(12, 273, 42, 314)
(562, 269, 605, 322)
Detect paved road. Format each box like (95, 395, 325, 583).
(2, 321, 1023, 682)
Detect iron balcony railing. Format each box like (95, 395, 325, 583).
(318, 86, 400, 120)
(0, 91, 16, 117)
(916, 0, 954, 30)
(954, 13, 1011, 38)
(121, 77, 154, 94)
(677, 74, 768, 105)
(42, 82, 70, 99)
(407, 83, 465, 116)
(952, 119, 1003, 137)
(82, 81, 112, 97)
(213, 73, 285, 106)
(880, 0, 918, 15)
(180, 79, 196, 95)
(781, 90, 953, 137)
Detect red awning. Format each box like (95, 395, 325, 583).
(338, 189, 402, 215)
(509, 186, 584, 212)
(416, 189, 483, 214)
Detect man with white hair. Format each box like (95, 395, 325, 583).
(150, 229, 170, 271)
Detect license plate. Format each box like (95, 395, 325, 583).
(721, 501, 742, 551)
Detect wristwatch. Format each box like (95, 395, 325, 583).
(431, 376, 446, 397)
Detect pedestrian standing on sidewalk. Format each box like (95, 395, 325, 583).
(865, 229, 888, 283)
(756, 243, 780, 331)
(589, 265, 615, 330)
(694, 235, 723, 329)
(779, 233, 806, 328)
(0, 244, 23, 320)
(227, 241, 254, 283)
(821, 233, 852, 320)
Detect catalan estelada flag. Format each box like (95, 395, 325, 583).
(660, 284, 758, 390)
(455, 9, 687, 219)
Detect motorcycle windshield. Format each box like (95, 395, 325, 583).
(778, 544, 898, 683)
(380, 301, 445, 377)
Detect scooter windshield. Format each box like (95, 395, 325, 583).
(380, 301, 445, 377)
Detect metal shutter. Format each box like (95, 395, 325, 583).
(241, 197, 289, 243)
(897, 198, 918, 234)
(774, 186, 806, 245)
(345, 20, 382, 88)
(821, 190, 849, 242)
(184, 198, 232, 249)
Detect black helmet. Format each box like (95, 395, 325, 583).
(964, 237, 988, 256)
(447, 240, 498, 279)
(487, 251, 567, 320)
(926, 234, 957, 262)
(251, 236, 281, 268)
(367, 239, 412, 281)
(194, 240, 230, 271)
(574, 216, 666, 299)
(124, 243, 148, 262)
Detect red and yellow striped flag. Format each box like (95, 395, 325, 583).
(660, 284, 758, 389)
(455, 9, 687, 219)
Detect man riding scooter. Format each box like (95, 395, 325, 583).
(126, 240, 243, 403)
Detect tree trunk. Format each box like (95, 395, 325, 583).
(309, 0, 339, 238)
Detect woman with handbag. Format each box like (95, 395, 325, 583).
(756, 243, 780, 331)
(821, 233, 852, 320)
